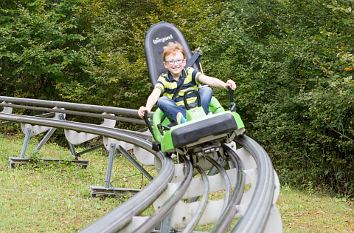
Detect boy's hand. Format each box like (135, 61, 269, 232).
(138, 106, 149, 118)
(225, 80, 236, 90)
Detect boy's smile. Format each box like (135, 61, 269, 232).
(164, 51, 186, 80)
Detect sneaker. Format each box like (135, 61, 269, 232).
(176, 112, 186, 125)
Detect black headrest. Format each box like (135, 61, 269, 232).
(144, 22, 200, 85)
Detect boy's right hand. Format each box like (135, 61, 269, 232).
(138, 106, 148, 118)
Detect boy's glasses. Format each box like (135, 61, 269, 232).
(165, 59, 184, 65)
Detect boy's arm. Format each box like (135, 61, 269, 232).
(145, 88, 162, 111)
(138, 88, 161, 118)
(198, 73, 236, 90)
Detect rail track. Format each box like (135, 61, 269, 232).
(0, 96, 281, 233)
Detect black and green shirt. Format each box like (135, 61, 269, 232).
(155, 67, 201, 106)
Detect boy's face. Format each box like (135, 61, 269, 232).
(163, 51, 186, 78)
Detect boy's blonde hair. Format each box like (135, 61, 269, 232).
(162, 41, 186, 61)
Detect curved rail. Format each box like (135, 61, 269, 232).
(232, 136, 275, 233)
(211, 144, 245, 233)
(134, 156, 193, 233)
(0, 96, 280, 233)
(206, 156, 232, 212)
(0, 112, 174, 233)
(182, 165, 209, 233)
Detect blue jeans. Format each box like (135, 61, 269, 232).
(157, 86, 212, 124)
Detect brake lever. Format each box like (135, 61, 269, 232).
(227, 86, 237, 112)
(142, 110, 160, 151)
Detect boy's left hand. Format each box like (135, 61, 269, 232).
(225, 80, 236, 90)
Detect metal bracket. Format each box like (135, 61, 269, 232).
(90, 143, 152, 198)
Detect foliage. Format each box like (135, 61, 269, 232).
(0, 0, 87, 99)
(0, 0, 353, 196)
(218, 0, 354, 196)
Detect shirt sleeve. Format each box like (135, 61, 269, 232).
(193, 69, 202, 85)
(154, 76, 165, 93)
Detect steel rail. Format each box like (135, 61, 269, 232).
(134, 156, 193, 233)
(232, 135, 275, 233)
(0, 96, 277, 232)
(206, 156, 232, 212)
(0, 102, 145, 125)
(181, 164, 209, 233)
(102, 128, 151, 141)
(211, 144, 245, 233)
(81, 156, 173, 233)
(0, 112, 54, 125)
(0, 113, 174, 233)
(0, 96, 141, 117)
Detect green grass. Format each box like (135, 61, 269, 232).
(0, 133, 353, 232)
(0, 133, 153, 233)
(279, 186, 353, 233)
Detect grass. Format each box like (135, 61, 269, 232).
(279, 186, 353, 233)
(0, 133, 152, 233)
(0, 133, 353, 232)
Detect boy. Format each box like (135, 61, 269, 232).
(138, 41, 236, 124)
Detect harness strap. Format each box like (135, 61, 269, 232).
(185, 49, 202, 68)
